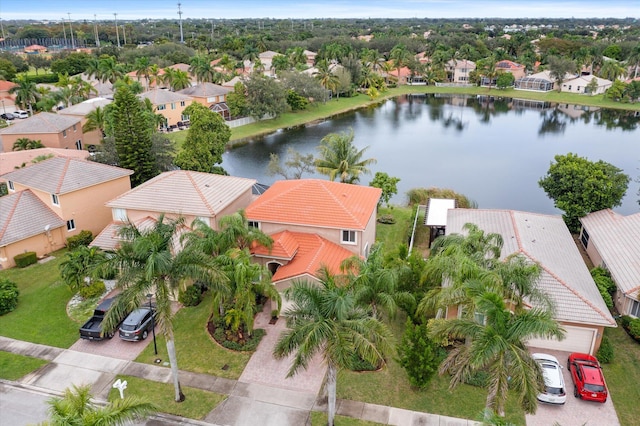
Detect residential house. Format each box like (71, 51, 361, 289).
(258, 50, 281, 76)
(0, 80, 17, 111)
(24, 44, 47, 54)
(0, 147, 89, 176)
(579, 210, 640, 318)
(0, 190, 66, 269)
(387, 66, 413, 85)
(2, 157, 132, 262)
(57, 97, 112, 147)
(0, 112, 84, 152)
(246, 179, 381, 294)
(91, 170, 256, 250)
(303, 50, 317, 67)
(481, 60, 526, 86)
(445, 59, 476, 84)
(515, 70, 559, 92)
(561, 75, 612, 95)
(445, 209, 616, 355)
(177, 83, 231, 120)
(137, 89, 193, 128)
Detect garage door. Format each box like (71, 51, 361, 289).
(527, 325, 596, 354)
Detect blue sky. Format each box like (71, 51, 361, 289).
(0, 0, 637, 21)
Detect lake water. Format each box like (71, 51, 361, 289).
(221, 94, 640, 215)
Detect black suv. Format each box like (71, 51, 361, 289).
(1, 113, 15, 120)
(118, 307, 155, 341)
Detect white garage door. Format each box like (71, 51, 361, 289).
(527, 325, 596, 354)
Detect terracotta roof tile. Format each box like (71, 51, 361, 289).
(0, 190, 65, 246)
(0, 148, 89, 176)
(0, 112, 81, 135)
(252, 230, 299, 259)
(246, 179, 380, 230)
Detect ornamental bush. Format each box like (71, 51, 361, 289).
(596, 336, 614, 364)
(0, 278, 19, 315)
(14, 251, 37, 268)
(397, 319, 446, 389)
(66, 230, 93, 249)
(179, 285, 203, 307)
(78, 280, 106, 300)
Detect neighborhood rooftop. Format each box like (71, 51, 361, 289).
(0, 112, 81, 135)
(0, 190, 65, 246)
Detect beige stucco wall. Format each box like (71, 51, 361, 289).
(190, 94, 228, 108)
(0, 227, 66, 269)
(157, 99, 193, 127)
(1, 125, 84, 152)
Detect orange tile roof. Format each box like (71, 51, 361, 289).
(254, 231, 354, 283)
(0, 80, 17, 91)
(246, 179, 381, 230)
(252, 230, 299, 259)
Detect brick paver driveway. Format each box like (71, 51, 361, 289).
(525, 348, 619, 426)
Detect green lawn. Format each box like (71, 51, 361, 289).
(310, 411, 384, 425)
(135, 291, 252, 380)
(375, 206, 414, 251)
(0, 352, 48, 381)
(108, 375, 226, 420)
(602, 325, 640, 426)
(0, 251, 79, 348)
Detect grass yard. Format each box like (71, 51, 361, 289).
(108, 375, 226, 420)
(0, 352, 48, 381)
(310, 411, 384, 425)
(337, 313, 525, 424)
(135, 291, 252, 380)
(375, 206, 414, 251)
(0, 251, 79, 348)
(602, 325, 640, 426)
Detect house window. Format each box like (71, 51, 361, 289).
(113, 208, 128, 222)
(580, 228, 589, 248)
(196, 216, 210, 226)
(474, 311, 487, 325)
(341, 230, 356, 244)
(568, 85, 572, 90)
(51, 194, 60, 206)
(181, 114, 190, 122)
(180, 101, 185, 107)
(157, 104, 166, 110)
(629, 299, 640, 318)
(66, 219, 76, 231)
(73, 124, 77, 131)
(248, 221, 259, 229)
(62, 130, 67, 138)
(75, 140, 82, 150)
(7, 181, 14, 191)
(171, 103, 176, 110)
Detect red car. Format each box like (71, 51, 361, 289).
(567, 352, 608, 403)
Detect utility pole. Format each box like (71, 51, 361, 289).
(61, 18, 67, 47)
(114, 13, 120, 48)
(210, 20, 214, 40)
(177, 3, 184, 44)
(122, 25, 127, 45)
(94, 14, 100, 47)
(68, 13, 75, 49)
(0, 19, 5, 40)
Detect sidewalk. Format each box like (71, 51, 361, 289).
(0, 335, 479, 426)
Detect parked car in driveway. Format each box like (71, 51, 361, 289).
(567, 352, 608, 403)
(1, 112, 15, 120)
(79, 297, 128, 341)
(533, 353, 567, 405)
(119, 307, 155, 341)
(14, 110, 29, 119)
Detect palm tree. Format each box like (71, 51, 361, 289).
(101, 216, 228, 402)
(9, 76, 40, 115)
(341, 243, 414, 319)
(389, 44, 412, 74)
(59, 246, 107, 292)
(315, 128, 377, 183)
(162, 69, 191, 91)
(272, 54, 291, 73)
(189, 55, 215, 83)
(85, 58, 102, 81)
(599, 60, 626, 81)
(148, 64, 161, 88)
(314, 60, 339, 99)
(429, 288, 564, 418)
(98, 57, 125, 84)
(217, 210, 273, 253)
(12, 137, 45, 151)
(273, 268, 394, 426)
(40, 384, 156, 426)
(134, 56, 152, 89)
(83, 106, 107, 136)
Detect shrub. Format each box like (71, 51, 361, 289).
(210, 318, 266, 351)
(596, 336, 614, 364)
(25, 73, 58, 84)
(0, 278, 19, 315)
(591, 267, 616, 295)
(377, 214, 396, 224)
(397, 319, 446, 389)
(78, 280, 106, 300)
(179, 285, 203, 307)
(14, 251, 37, 268)
(66, 230, 93, 249)
(464, 370, 490, 388)
(628, 318, 640, 342)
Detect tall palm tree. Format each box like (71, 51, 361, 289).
(389, 44, 412, 74)
(189, 55, 215, 84)
(40, 384, 156, 426)
(429, 289, 564, 418)
(134, 56, 152, 89)
(83, 106, 107, 136)
(217, 210, 273, 253)
(314, 59, 339, 99)
(341, 243, 414, 319)
(9, 75, 40, 115)
(85, 58, 102, 81)
(315, 128, 377, 183)
(101, 216, 228, 402)
(273, 268, 394, 426)
(599, 60, 626, 81)
(162, 69, 191, 91)
(148, 64, 161, 88)
(59, 246, 107, 292)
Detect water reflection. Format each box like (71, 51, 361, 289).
(222, 94, 640, 215)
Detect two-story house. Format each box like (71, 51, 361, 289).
(0, 112, 84, 152)
(57, 97, 112, 148)
(246, 179, 381, 293)
(445, 59, 476, 84)
(90, 170, 256, 250)
(1, 157, 132, 268)
(177, 83, 232, 120)
(137, 89, 193, 128)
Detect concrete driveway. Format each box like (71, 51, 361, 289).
(525, 348, 619, 426)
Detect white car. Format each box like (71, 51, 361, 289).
(533, 353, 567, 405)
(14, 110, 29, 119)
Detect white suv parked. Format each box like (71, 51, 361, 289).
(14, 110, 29, 119)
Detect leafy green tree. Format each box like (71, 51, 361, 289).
(315, 128, 376, 183)
(226, 82, 248, 118)
(102, 216, 228, 402)
(599, 60, 626, 81)
(27, 55, 51, 75)
(133, 56, 152, 89)
(267, 147, 315, 180)
(50, 52, 90, 76)
(175, 102, 231, 173)
(273, 268, 394, 426)
(244, 74, 287, 120)
(0, 278, 19, 316)
(397, 319, 445, 389)
(286, 89, 309, 111)
(547, 55, 576, 91)
(314, 60, 339, 99)
(496, 72, 515, 89)
(12, 138, 45, 151)
(605, 80, 627, 101)
(40, 384, 156, 426)
(112, 86, 158, 186)
(0, 58, 17, 81)
(279, 71, 326, 102)
(538, 153, 630, 232)
(369, 172, 400, 207)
